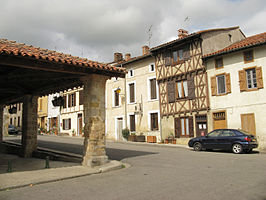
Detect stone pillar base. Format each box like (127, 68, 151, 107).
(82, 155, 109, 167)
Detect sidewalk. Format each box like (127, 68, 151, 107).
(0, 152, 125, 191)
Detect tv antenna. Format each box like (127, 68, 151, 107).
(147, 25, 153, 47)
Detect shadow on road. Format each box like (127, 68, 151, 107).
(4, 138, 158, 161)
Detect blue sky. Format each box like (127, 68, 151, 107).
(0, 0, 265, 62)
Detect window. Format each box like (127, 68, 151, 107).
(175, 117, 194, 138)
(63, 118, 71, 130)
(114, 89, 120, 106)
(211, 74, 231, 96)
(39, 99, 43, 111)
(239, 67, 263, 91)
(129, 114, 135, 132)
(10, 118, 12, 125)
(173, 49, 183, 63)
(18, 103, 21, 111)
(128, 83, 135, 103)
(176, 80, 188, 99)
(216, 75, 226, 94)
(207, 130, 222, 137)
(128, 69, 134, 77)
(79, 90, 84, 105)
(246, 68, 257, 89)
(149, 63, 155, 72)
(149, 78, 157, 100)
(150, 113, 159, 131)
(215, 58, 223, 69)
(243, 50, 253, 63)
(63, 96, 67, 108)
(164, 51, 171, 66)
(68, 93, 76, 107)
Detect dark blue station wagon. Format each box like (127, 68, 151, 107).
(188, 129, 258, 154)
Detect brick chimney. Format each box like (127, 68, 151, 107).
(178, 29, 189, 39)
(114, 52, 123, 62)
(142, 45, 150, 55)
(125, 53, 131, 61)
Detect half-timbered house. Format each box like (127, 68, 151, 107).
(150, 27, 245, 144)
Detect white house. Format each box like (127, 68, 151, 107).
(204, 32, 266, 149)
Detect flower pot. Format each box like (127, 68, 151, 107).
(128, 135, 137, 142)
(136, 135, 145, 142)
(147, 136, 157, 143)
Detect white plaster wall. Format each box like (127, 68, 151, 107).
(206, 45, 266, 149)
(106, 56, 161, 141)
(47, 93, 60, 130)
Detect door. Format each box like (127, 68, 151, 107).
(213, 111, 227, 130)
(202, 130, 222, 149)
(241, 113, 256, 135)
(116, 118, 123, 140)
(77, 114, 82, 136)
(195, 115, 208, 137)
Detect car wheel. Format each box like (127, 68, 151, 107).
(193, 142, 202, 151)
(232, 143, 243, 154)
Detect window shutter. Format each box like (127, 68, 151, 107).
(210, 76, 217, 96)
(63, 119, 65, 130)
(187, 75, 195, 99)
(68, 94, 71, 107)
(74, 93, 76, 106)
(69, 118, 71, 129)
(256, 67, 264, 89)
(183, 44, 190, 60)
(150, 79, 157, 99)
(129, 83, 135, 103)
(238, 70, 247, 92)
(175, 118, 181, 138)
(79, 90, 84, 105)
(225, 73, 231, 94)
(167, 81, 176, 103)
(63, 96, 67, 108)
(189, 116, 194, 138)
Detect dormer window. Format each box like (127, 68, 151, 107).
(149, 63, 155, 72)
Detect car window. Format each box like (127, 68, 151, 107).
(234, 130, 245, 136)
(208, 130, 221, 137)
(220, 130, 236, 137)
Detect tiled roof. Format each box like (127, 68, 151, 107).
(203, 32, 266, 58)
(0, 38, 125, 73)
(150, 26, 240, 52)
(114, 53, 152, 67)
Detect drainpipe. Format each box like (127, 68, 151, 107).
(122, 64, 128, 129)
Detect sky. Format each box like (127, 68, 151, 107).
(0, 0, 265, 63)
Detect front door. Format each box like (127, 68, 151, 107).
(196, 115, 208, 137)
(116, 118, 123, 140)
(77, 113, 83, 136)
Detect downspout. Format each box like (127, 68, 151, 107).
(122, 64, 128, 129)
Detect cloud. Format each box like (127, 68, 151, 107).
(0, 0, 265, 62)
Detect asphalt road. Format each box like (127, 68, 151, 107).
(1, 135, 266, 200)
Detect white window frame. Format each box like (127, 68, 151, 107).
(127, 113, 137, 133)
(147, 76, 159, 101)
(149, 63, 155, 72)
(112, 88, 121, 107)
(127, 81, 136, 104)
(128, 69, 134, 78)
(216, 74, 226, 95)
(148, 110, 160, 131)
(246, 68, 257, 89)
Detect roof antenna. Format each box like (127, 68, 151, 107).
(147, 25, 153, 47)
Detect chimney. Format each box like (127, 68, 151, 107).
(178, 29, 189, 39)
(125, 53, 131, 61)
(142, 45, 150, 55)
(114, 52, 123, 62)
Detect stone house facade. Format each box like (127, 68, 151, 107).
(106, 46, 161, 142)
(37, 96, 48, 130)
(203, 32, 266, 149)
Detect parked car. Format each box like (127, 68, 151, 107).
(188, 129, 258, 154)
(8, 124, 19, 135)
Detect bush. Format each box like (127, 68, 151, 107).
(122, 128, 130, 139)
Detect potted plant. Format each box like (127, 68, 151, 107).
(165, 133, 176, 144)
(122, 128, 130, 140)
(128, 132, 137, 142)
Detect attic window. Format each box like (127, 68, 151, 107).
(128, 69, 134, 77)
(228, 34, 232, 42)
